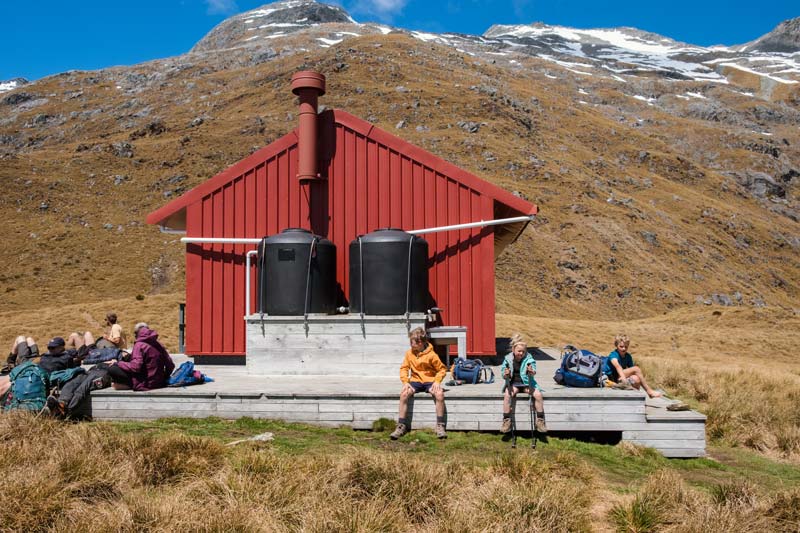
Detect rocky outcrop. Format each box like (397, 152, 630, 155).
(191, 0, 354, 53)
(743, 17, 800, 53)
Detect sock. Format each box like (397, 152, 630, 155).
(398, 418, 409, 426)
(436, 416, 446, 425)
(536, 412, 545, 419)
(502, 413, 511, 419)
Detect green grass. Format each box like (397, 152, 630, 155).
(105, 417, 800, 495)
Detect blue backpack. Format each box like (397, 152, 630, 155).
(5, 361, 49, 412)
(554, 345, 606, 388)
(83, 347, 123, 365)
(453, 358, 495, 384)
(168, 361, 212, 387)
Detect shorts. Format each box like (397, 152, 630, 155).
(16, 341, 40, 361)
(510, 382, 541, 392)
(409, 382, 434, 394)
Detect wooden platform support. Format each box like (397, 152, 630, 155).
(245, 314, 426, 376)
(88, 357, 706, 458)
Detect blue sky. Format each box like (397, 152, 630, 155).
(2, 0, 797, 81)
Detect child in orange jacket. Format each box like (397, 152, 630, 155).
(390, 327, 448, 440)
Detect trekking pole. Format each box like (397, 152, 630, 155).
(505, 377, 516, 448)
(528, 364, 536, 449)
(529, 387, 536, 449)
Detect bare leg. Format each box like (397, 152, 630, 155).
(0, 376, 10, 397)
(532, 388, 544, 412)
(502, 386, 517, 413)
(431, 388, 446, 418)
(111, 382, 132, 390)
(11, 335, 25, 355)
(66, 333, 82, 349)
(397, 387, 414, 420)
(83, 331, 95, 347)
(621, 367, 661, 398)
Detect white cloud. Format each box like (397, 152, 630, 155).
(348, 0, 408, 20)
(206, 0, 239, 15)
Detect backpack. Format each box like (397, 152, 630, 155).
(553, 345, 605, 388)
(83, 347, 123, 365)
(5, 361, 49, 412)
(453, 358, 495, 385)
(167, 361, 212, 387)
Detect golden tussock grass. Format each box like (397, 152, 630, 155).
(0, 414, 600, 533)
(609, 470, 800, 533)
(2, 413, 799, 532)
(498, 308, 800, 461)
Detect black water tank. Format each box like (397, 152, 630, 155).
(256, 228, 337, 315)
(349, 229, 429, 315)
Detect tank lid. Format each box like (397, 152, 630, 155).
(282, 228, 312, 234)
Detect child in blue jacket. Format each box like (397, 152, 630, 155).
(500, 334, 547, 433)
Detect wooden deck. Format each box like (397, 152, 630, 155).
(87, 351, 706, 458)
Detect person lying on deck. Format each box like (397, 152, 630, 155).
(606, 334, 662, 398)
(38, 336, 83, 374)
(5, 335, 40, 370)
(390, 327, 448, 440)
(106, 322, 174, 391)
(500, 334, 547, 434)
(1, 335, 83, 400)
(65, 313, 128, 351)
(0, 335, 40, 396)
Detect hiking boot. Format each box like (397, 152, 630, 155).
(500, 417, 512, 434)
(435, 423, 447, 439)
(46, 395, 66, 418)
(389, 423, 408, 440)
(612, 379, 633, 390)
(535, 417, 548, 434)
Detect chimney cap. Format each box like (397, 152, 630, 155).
(291, 70, 326, 96)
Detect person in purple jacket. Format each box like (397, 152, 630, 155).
(107, 322, 174, 391)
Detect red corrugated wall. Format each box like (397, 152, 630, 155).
(183, 117, 498, 357)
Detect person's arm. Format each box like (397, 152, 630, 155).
(399, 352, 411, 384)
(117, 343, 144, 374)
(609, 358, 625, 381)
(501, 356, 510, 379)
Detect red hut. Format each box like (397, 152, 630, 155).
(146, 71, 537, 358)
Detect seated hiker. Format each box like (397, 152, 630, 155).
(38, 337, 83, 374)
(106, 322, 174, 391)
(390, 327, 448, 440)
(93, 313, 128, 349)
(607, 334, 662, 398)
(500, 334, 547, 434)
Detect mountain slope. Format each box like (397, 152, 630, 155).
(0, 2, 797, 327)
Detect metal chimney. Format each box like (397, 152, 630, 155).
(291, 71, 326, 181)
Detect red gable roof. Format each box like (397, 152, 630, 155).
(146, 109, 537, 232)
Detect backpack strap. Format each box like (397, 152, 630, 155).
(482, 367, 495, 384)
